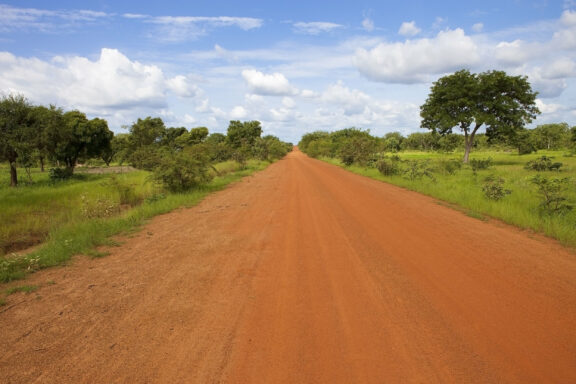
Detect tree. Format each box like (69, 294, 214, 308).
(0, 94, 33, 186)
(28, 105, 63, 172)
(531, 123, 571, 150)
(129, 117, 166, 149)
(46, 111, 113, 171)
(226, 120, 262, 149)
(420, 69, 540, 162)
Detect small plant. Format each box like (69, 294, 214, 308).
(376, 157, 401, 176)
(80, 194, 118, 219)
(49, 167, 74, 181)
(470, 157, 493, 174)
(402, 160, 436, 182)
(482, 175, 511, 201)
(436, 158, 462, 175)
(525, 156, 563, 172)
(530, 175, 573, 215)
(5, 285, 38, 295)
(152, 153, 213, 193)
(105, 176, 141, 206)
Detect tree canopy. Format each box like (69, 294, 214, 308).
(420, 69, 540, 162)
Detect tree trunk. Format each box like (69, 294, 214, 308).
(9, 161, 17, 187)
(463, 140, 472, 163)
(40, 156, 45, 172)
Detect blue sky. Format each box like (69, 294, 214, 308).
(1, 1, 575, 142)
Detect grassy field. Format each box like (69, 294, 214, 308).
(0, 160, 269, 283)
(324, 150, 576, 248)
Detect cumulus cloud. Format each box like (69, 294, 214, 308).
(0, 48, 204, 117)
(293, 21, 344, 35)
(230, 106, 247, 119)
(398, 21, 421, 36)
(242, 69, 297, 96)
(355, 28, 479, 83)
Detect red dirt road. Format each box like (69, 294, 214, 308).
(1, 149, 575, 383)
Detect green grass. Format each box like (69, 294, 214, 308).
(0, 160, 269, 283)
(323, 150, 576, 248)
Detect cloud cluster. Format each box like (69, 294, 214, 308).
(355, 28, 479, 83)
(242, 69, 298, 96)
(0, 4, 108, 32)
(147, 16, 263, 42)
(292, 22, 344, 35)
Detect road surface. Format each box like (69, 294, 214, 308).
(1, 149, 575, 383)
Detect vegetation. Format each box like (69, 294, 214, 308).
(299, 126, 576, 248)
(420, 69, 540, 162)
(0, 93, 292, 283)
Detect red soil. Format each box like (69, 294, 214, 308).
(1, 149, 575, 383)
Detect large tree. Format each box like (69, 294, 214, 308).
(420, 69, 540, 162)
(0, 94, 33, 186)
(226, 120, 262, 149)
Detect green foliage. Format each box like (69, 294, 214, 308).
(376, 156, 401, 176)
(226, 120, 262, 149)
(420, 69, 540, 162)
(339, 136, 377, 166)
(151, 151, 213, 193)
(525, 156, 563, 172)
(482, 175, 511, 201)
(470, 157, 493, 174)
(48, 167, 74, 181)
(402, 160, 436, 182)
(129, 117, 166, 148)
(530, 175, 573, 215)
(436, 158, 462, 175)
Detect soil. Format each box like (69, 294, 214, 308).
(1, 149, 575, 383)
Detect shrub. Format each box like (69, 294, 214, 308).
(525, 156, 563, 172)
(470, 157, 492, 174)
(49, 167, 73, 181)
(530, 175, 573, 215)
(376, 157, 401, 176)
(436, 158, 462, 175)
(402, 160, 436, 182)
(482, 175, 511, 201)
(152, 153, 213, 193)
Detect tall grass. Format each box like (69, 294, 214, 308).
(324, 150, 576, 248)
(0, 160, 269, 282)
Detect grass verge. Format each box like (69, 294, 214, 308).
(0, 160, 269, 283)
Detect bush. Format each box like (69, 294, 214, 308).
(530, 175, 573, 215)
(152, 153, 213, 193)
(376, 157, 401, 176)
(524, 156, 563, 172)
(402, 160, 436, 182)
(482, 175, 511, 201)
(436, 158, 462, 175)
(470, 157, 492, 174)
(49, 167, 73, 181)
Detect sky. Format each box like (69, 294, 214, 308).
(0, 1, 575, 142)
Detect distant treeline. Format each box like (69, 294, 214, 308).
(299, 124, 576, 166)
(0, 94, 292, 188)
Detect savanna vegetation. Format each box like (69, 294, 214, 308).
(0, 94, 292, 283)
(299, 70, 576, 248)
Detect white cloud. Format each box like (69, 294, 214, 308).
(282, 97, 296, 108)
(398, 21, 421, 36)
(241, 69, 297, 96)
(472, 23, 484, 33)
(536, 99, 563, 114)
(362, 17, 375, 32)
(166, 75, 201, 98)
(148, 16, 263, 42)
(293, 21, 344, 35)
(542, 58, 576, 79)
(230, 106, 247, 119)
(0, 4, 109, 32)
(355, 28, 479, 83)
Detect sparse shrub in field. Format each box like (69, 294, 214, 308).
(524, 156, 563, 172)
(530, 175, 573, 215)
(436, 158, 462, 175)
(80, 194, 118, 219)
(470, 157, 493, 174)
(49, 167, 73, 181)
(482, 175, 511, 201)
(105, 176, 141, 206)
(402, 160, 436, 182)
(152, 152, 213, 193)
(145, 193, 166, 204)
(376, 157, 401, 176)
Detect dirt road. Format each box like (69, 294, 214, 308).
(1, 149, 575, 383)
